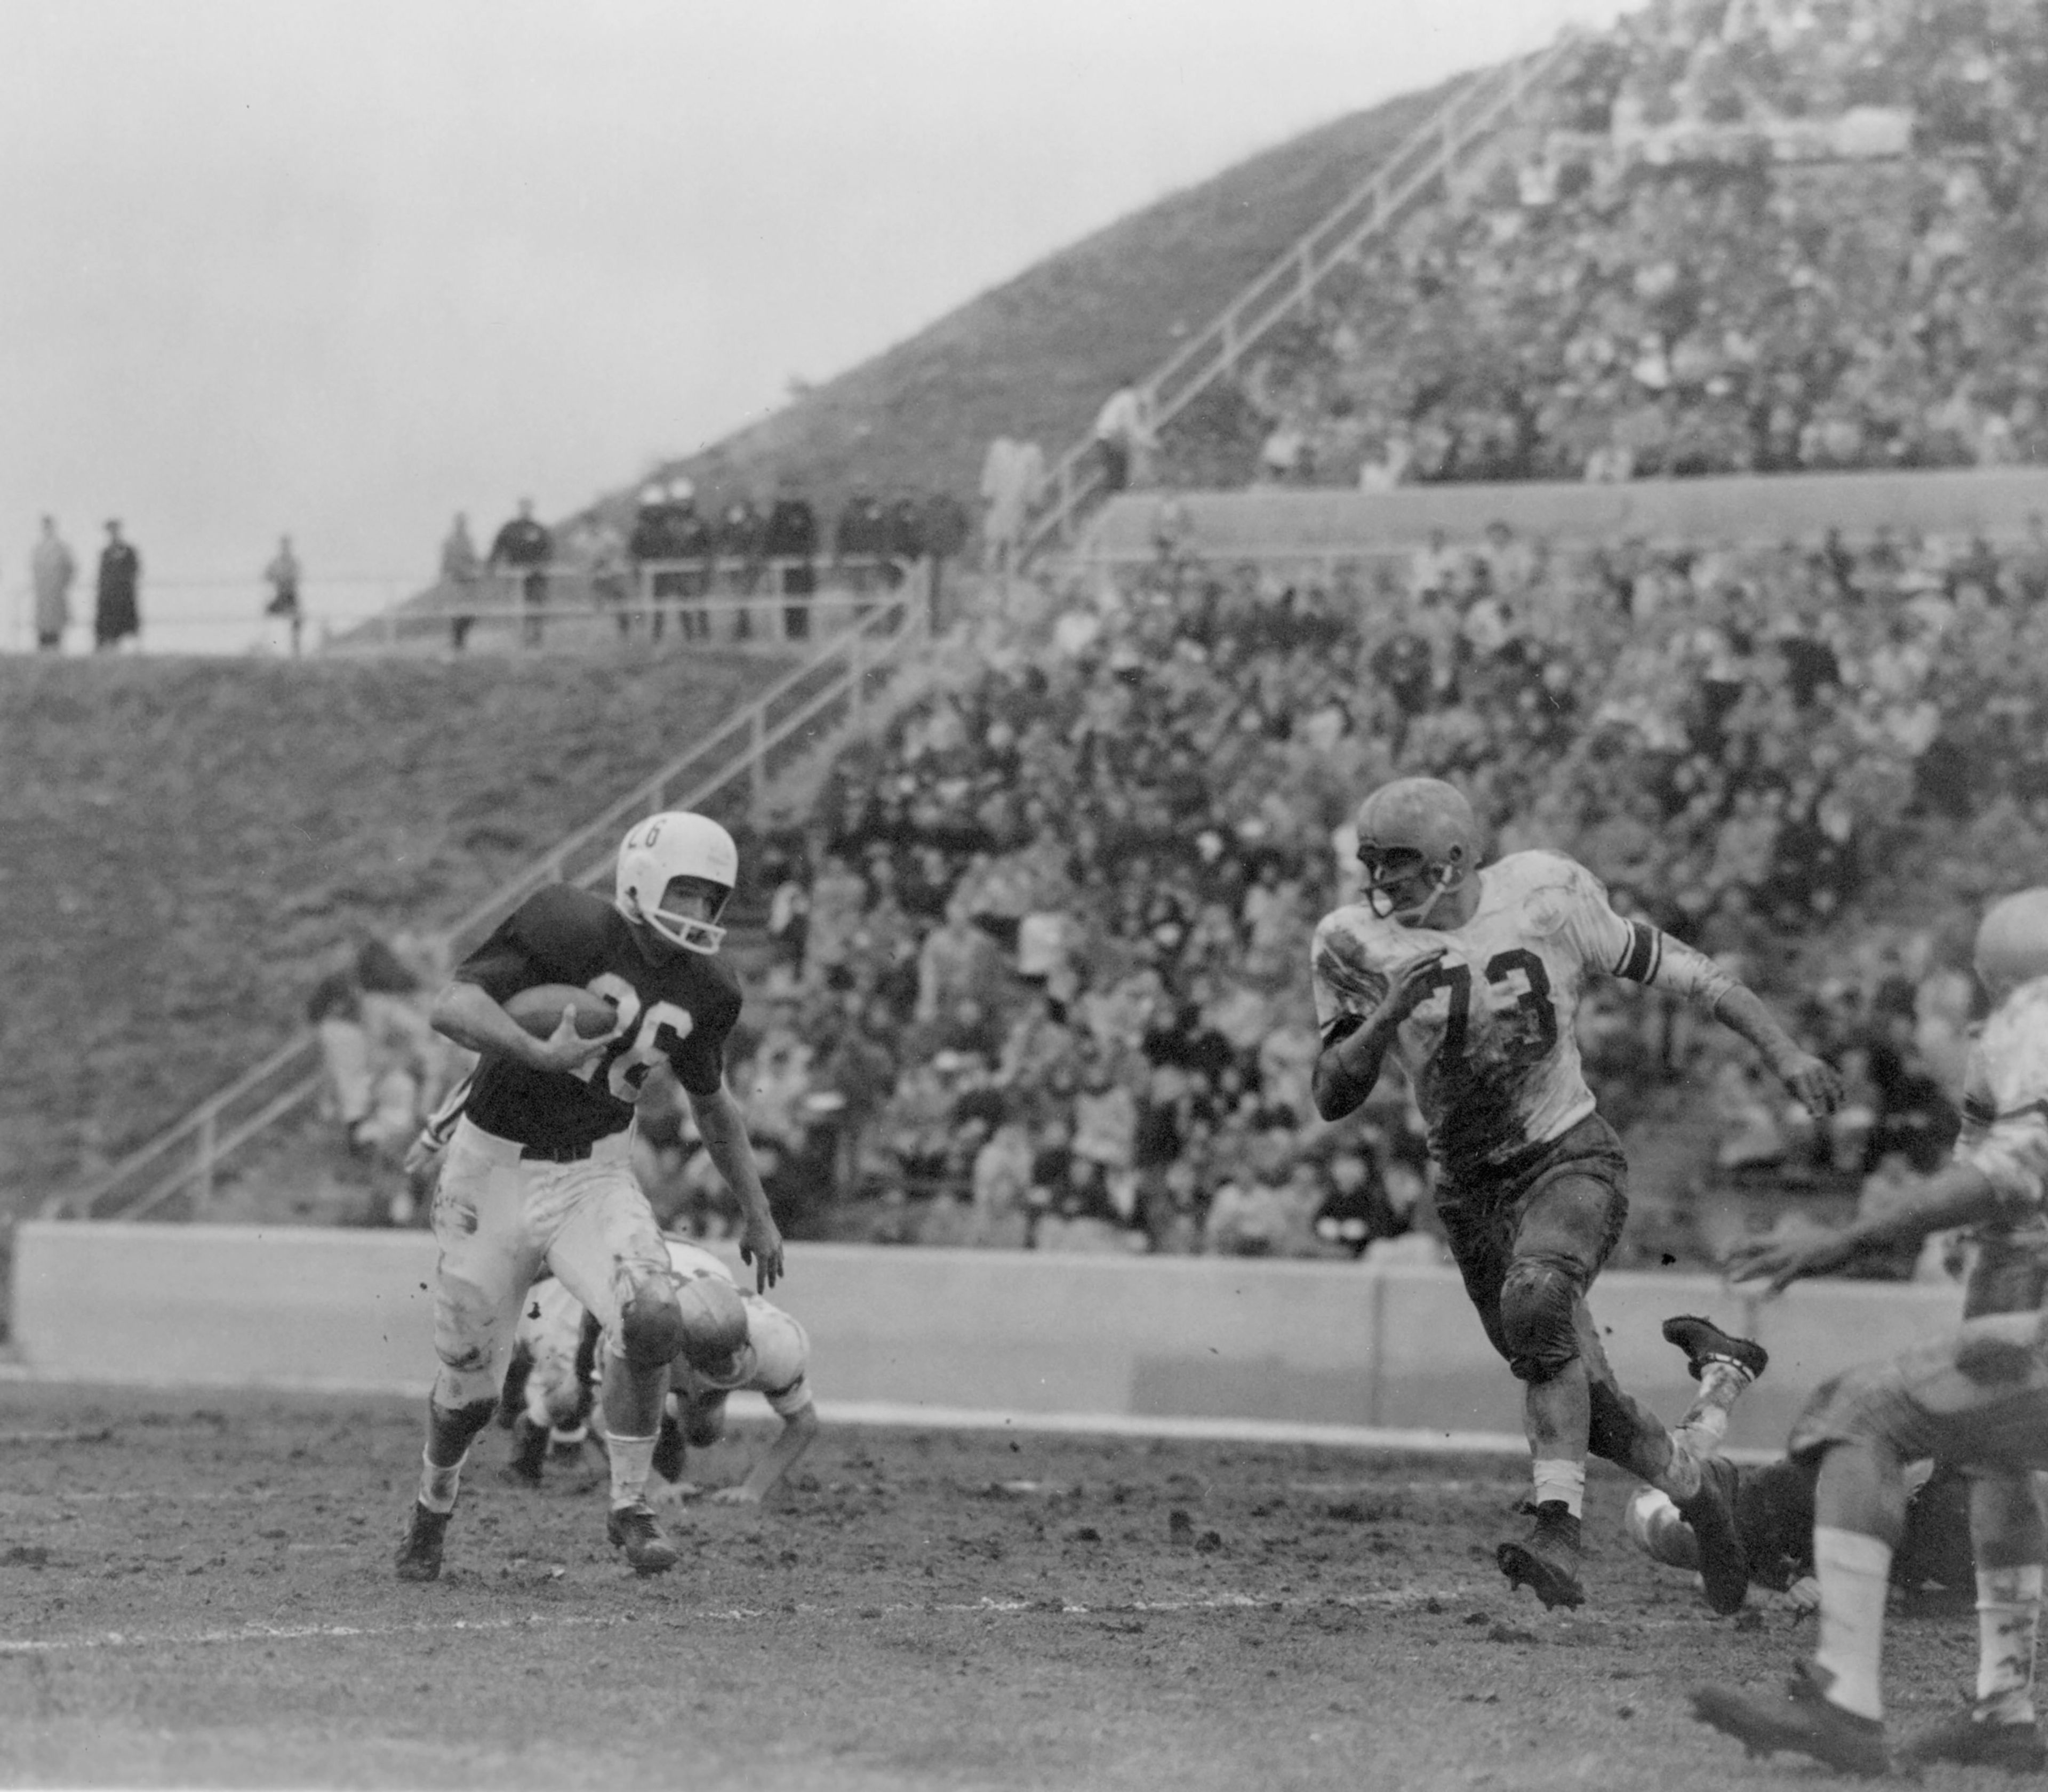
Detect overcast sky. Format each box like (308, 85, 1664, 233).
(0, 0, 1643, 646)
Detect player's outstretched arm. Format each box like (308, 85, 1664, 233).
(684, 1082, 786, 1290)
(1709, 984, 1843, 1117)
(708, 1405, 819, 1507)
(1724, 1159, 2001, 1293)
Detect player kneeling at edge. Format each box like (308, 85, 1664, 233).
(394, 811, 784, 1584)
(1311, 777, 1841, 1614)
(1626, 1338, 1977, 1615)
(505, 1237, 818, 1507)
(1687, 887, 2048, 1773)
(1692, 1308, 2048, 1777)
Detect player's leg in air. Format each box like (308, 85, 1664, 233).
(1452, 1151, 1758, 1612)
(1694, 1313, 2048, 1776)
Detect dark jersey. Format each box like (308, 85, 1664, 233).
(457, 885, 741, 1154)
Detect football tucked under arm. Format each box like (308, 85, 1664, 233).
(502, 984, 620, 1039)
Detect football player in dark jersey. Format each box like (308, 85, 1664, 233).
(394, 811, 785, 1583)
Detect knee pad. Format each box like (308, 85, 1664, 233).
(428, 1381, 503, 1439)
(1499, 1259, 1580, 1383)
(617, 1273, 686, 1367)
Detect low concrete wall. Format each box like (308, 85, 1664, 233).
(1089, 466, 2048, 562)
(7, 1222, 1969, 1452)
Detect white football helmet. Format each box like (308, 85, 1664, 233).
(1975, 888, 2048, 999)
(616, 811, 738, 955)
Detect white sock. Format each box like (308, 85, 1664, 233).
(1675, 1358, 1751, 1456)
(1531, 1458, 1586, 1518)
(1976, 1564, 2042, 1723)
(1813, 1526, 1893, 1722)
(607, 1431, 657, 1509)
(418, 1447, 465, 1515)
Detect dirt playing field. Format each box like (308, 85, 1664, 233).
(0, 1382, 1993, 1789)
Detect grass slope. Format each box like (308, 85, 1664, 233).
(0, 651, 791, 1203)
(642, 79, 1452, 516)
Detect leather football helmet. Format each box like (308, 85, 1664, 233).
(616, 811, 738, 955)
(1353, 777, 1479, 927)
(674, 1275, 750, 1377)
(1975, 887, 2048, 999)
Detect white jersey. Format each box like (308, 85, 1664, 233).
(1954, 974, 2048, 1227)
(512, 1236, 813, 1425)
(1311, 849, 1734, 1174)
(662, 1238, 813, 1417)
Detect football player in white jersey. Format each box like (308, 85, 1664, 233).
(506, 1237, 819, 1507)
(1311, 777, 1842, 1614)
(1692, 889, 2048, 1773)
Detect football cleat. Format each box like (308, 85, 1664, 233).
(1900, 1701, 2047, 1772)
(1495, 1500, 1585, 1610)
(1675, 1454, 1751, 1615)
(394, 1501, 451, 1583)
(1661, 1313, 1769, 1382)
(606, 1500, 681, 1576)
(1692, 1662, 1890, 1777)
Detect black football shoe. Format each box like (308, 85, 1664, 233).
(1495, 1500, 1585, 1610)
(606, 1500, 681, 1576)
(1675, 1454, 1751, 1615)
(394, 1501, 451, 1583)
(1661, 1313, 1769, 1382)
(1692, 1662, 1890, 1777)
(1900, 1700, 2047, 1772)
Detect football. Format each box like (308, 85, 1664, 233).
(503, 983, 619, 1039)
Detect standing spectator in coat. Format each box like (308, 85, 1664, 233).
(715, 495, 766, 638)
(30, 515, 74, 652)
(1091, 378, 1156, 494)
(979, 437, 1044, 579)
(882, 495, 924, 590)
(263, 533, 303, 657)
(94, 519, 140, 652)
(922, 491, 971, 631)
(439, 513, 482, 651)
(627, 483, 673, 644)
(764, 483, 818, 641)
(489, 499, 552, 649)
(667, 479, 713, 643)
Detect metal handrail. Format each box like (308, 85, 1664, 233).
(1019, 37, 1575, 562)
(58, 571, 932, 1221)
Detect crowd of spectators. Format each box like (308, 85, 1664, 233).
(573, 505, 2046, 1270)
(1161, 0, 2048, 493)
(434, 481, 970, 653)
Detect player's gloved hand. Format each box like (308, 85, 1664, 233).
(1772, 1050, 1844, 1117)
(741, 1213, 785, 1291)
(1378, 948, 1448, 1026)
(1722, 1226, 1857, 1293)
(526, 1005, 621, 1075)
(707, 1486, 761, 1507)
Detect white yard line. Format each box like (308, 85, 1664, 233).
(0, 1583, 1750, 1659)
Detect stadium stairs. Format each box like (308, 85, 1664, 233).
(30, 574, 944, 1226)
(1019, 33, 1578, 564)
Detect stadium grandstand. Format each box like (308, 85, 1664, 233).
(14, 0, 2048, 1302)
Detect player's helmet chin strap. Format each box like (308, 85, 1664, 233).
(1366, 860, 1462, 929)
